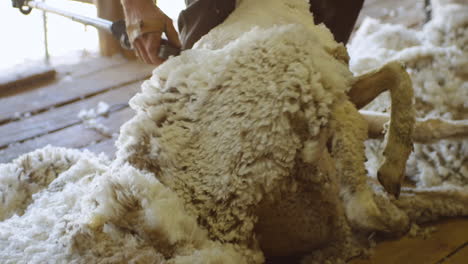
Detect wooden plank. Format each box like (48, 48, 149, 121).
(0, 107, 134, 164)
(57, 55, 129, 79)
(0, 61, 153, 123)
(0, 57, 129, 99)
(350, 218, 468, 264)
(0, 81, 142, 148)
(83, 138, 117, 158)
(0, 65, 56, 91)
(443, 244, 468, 264)
(0, 66, 58, 99)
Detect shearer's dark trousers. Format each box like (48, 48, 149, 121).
(178, 0, 365, 49)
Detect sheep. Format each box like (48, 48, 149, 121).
(115, 0, 468, 261)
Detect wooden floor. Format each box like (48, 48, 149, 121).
(0, 56, 154, 163)
(0, 0, 466, 263)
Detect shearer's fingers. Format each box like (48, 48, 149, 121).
(142, 32, 164, 65)
(134, 38, 151, 65)
(133, 39, 144, 61)
(164, 17, 182, 49)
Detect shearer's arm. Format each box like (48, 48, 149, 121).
(309, 0, 365, 44)
(120, 0, 181, 65)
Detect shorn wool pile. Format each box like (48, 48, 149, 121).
(1, 0, 467, 263)
(348, 0, 468, 188)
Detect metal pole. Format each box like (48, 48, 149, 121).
(27, 0, 113, 33)
(42, 2, 50, 63)
(15, 0, 180, 59)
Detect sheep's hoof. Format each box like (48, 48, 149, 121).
(377, 163, 403, 198)
(345, 190, 386, 232)
(345, 189, 409, 234)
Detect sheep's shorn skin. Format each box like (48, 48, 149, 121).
(1, 0, 467, 263)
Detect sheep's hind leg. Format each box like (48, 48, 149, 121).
(394, 187, 468, 223)
(329, 100, 408, 233)
(349, 62, 415, 198)
(360, 111, 468, 143)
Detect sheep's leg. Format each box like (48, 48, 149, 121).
(349, 62, 415, 198)
(329, 100, 402, 232)
(348, 75, 387, 110)
(360, 110, 468, 143)
(394, 187, 468, 223)
(413, 118, 468, 143)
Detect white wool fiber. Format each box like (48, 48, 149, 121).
(77, 101, 112, 136)
(0, 147, 109, 263)
(348, 1, 468, 187)
(0, 147, 248, 263)
(0, 146, 97, 221)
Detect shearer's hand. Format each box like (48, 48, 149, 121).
(121, 0, 181, 65)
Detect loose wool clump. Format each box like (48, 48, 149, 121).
(0, 146, 247, 263)
(348, 0, 468, 187)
